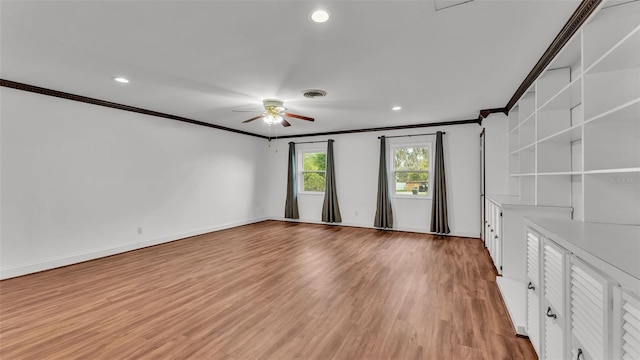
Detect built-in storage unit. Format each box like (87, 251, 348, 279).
(525, 218, 640, 359)
(506, 0, 640, 225)
(494, 0, 640, 339)
(486, 195, 572, 335)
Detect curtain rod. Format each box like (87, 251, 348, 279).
(289, 140, 332, 145)
(377, 132, 445, 139)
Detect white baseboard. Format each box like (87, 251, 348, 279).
(496, 276, 527, 336)
(270, 216, 479, 239)
(1, 216, 477, 280)
(0, 217, 269, 280)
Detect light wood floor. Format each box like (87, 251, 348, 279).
(0, 221, 536, 359)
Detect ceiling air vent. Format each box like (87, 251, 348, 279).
(303, 89, 327, 98)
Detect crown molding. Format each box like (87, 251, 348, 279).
(0, 79, 269, 139)
(504, 0, 602, 113)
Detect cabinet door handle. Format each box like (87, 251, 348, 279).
(576, 349, 584, 360)
(527, 282, 535, 290)
(546, 307, 557, 319)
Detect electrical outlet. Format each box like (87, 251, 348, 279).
(137, 227, 143, 235)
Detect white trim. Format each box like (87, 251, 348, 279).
(0, 217, 269, 280)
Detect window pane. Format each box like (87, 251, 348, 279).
(394, 147, 429, 171)
(303, 152, 326, 171)
(303, 172, 326, 192)
(395, 172, 428, 195)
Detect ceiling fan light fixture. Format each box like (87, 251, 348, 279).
(310, 9, 330, 23)
(264, 114, 283, 125)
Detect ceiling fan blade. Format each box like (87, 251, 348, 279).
(242, 115, 263, 123)
(281, 119, 292, 127)
(284, 112, 314, 122)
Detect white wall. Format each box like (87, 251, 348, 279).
(483, 113, 509, 196)
(0, 88, 269, 279)
(266, 124, 482, 237)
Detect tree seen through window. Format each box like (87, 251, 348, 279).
(393, 146, 429, 196)
(302, 151, 326, 192)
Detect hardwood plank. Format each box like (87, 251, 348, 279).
(0, 220, 537, 359)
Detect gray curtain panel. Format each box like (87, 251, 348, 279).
(430, 131, 450, 234)
(322, 139, 342, 223)
(284, 142, 299, 219)
(374, 136, 393, 228)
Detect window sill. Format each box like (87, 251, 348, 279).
(393, 195, 432, 200)
(299, 191, 325, 196)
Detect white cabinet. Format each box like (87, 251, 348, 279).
(488, 195, 572, 336)
(569, 257, 613, 360)
(527, 230, 542, 354)
(614, 288, 640, 360)
(485, 199, 503, 274)
(543, 240, 568, 360)
(525, 218, 640, 360)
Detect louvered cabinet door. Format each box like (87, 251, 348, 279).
(614, 289, 640, 360)
(543, 241, 567, 360)
(494, 205, 501, 274)
(569, 257, 613, 360)
(526, 230, 542, 355)
(488, 202, 495, 258)
(484, 201, 490, 246)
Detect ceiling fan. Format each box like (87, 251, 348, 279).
(234, 99, 314, 127)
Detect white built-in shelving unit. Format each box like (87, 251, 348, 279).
(492, 0, 640, 344)
(507, 0, 640, 225)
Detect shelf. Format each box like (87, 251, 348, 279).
(538, 125, 582, 144)
(538, 172, 582, 176)
(583, 168, 640, 175)
(509, 142, 535, 155)
(585, 25, 640, 74)
(538, 77, 582, 112)
(585, 97, 640, 125)
(486, 194, 535, 207)
(501, 1, 638, 223)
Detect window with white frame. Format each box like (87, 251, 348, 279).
(299, 149, 326, 193)
(391, 143, 432, 197)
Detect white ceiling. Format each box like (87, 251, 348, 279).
(1, 0, 581, 137)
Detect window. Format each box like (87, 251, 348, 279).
(392, 143, 432, 197)
(300, 150, 326, 193)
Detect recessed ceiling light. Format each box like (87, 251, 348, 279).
(113, 77, 129, 83)
(392, 106, 402, 111)
(310, 9, 330, 23)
